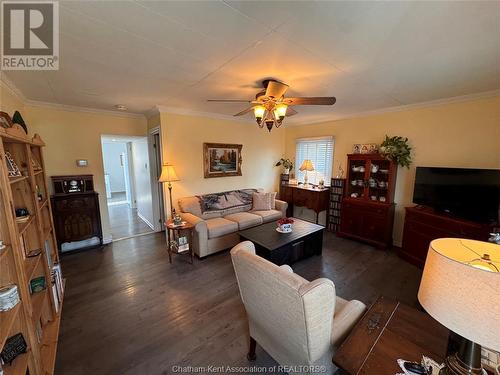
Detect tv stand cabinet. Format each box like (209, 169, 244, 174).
(400, 206, 494, 268)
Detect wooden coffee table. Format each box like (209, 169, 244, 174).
(333, 296, 449, 374)
(238, 218, 324, 265)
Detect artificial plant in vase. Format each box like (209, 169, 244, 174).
(275, 158, 293, 174)
(379, 135, 412, 168)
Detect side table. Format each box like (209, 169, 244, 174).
(333, 296, 449, 374)
(165, 220, 194, 264)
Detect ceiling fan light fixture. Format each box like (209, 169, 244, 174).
(265, 119, 274, 132)
(254, 105, 265, 125)
(274, 103, 287, 121)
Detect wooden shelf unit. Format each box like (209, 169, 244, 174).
(0, 126, 64, 375)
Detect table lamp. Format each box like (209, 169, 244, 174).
(158, 163, 179, 217)
(418, 238, 500, 375)
(299, 159, 315, 187)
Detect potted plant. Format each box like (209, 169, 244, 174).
(275, 158, 293, 174)
(379, 135, 412, 168)
(277, 217, 294, 233)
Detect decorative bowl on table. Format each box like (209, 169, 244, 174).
(276, 217, 294, 233)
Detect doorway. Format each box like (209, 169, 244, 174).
(101, 135, 155, 241)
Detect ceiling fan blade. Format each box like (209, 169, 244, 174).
(286, 107, 298, 116)
(233, 106, 254, 116)
(283, 97, 336, 106)
(207, 99, 252, 103)
(265, 80, 289, 99)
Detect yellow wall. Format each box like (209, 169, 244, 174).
(147, 113, 161, 130)
(24, 105, 147, 241)
(285, 96, 500, 245)
(0, 76, 25, 115)
(1, 80, 148, 242)
(159, 112, 285, 213)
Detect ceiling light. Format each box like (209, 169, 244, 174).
(254, 105, 265, 126)
(274, 103, 287, 121)
(115, 104, 127, 111)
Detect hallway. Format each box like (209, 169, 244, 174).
(108, 203, 154, 240)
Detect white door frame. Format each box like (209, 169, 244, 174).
(148, 126, 164, 232)
(124, 142, 137, 208)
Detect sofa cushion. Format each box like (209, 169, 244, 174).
(252, 192, 276, 211)
(224, 212, 263, 230)
(206, 217, 238, 239)
(250, 209, 283, 223)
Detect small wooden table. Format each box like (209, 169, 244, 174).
(238, 218, 324, 265)
(333, 296, 449, 374)
(165, 220, 194, 264)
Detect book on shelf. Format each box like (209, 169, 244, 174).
(44, 239, 53, 268)
(51, 264, 64, 303)
(51, 284, 59, 313)
(178, 236, 189, 253)
(29, 276, 46, 294)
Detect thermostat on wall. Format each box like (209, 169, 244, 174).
(76, 159, 88, 167)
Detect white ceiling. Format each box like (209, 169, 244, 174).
(5, 0, 500, 125)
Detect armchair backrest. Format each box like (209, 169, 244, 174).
(230, 241, 336, 365)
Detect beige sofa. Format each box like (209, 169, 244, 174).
(231, 241, 366, 375)
(178, 189, 288, 258)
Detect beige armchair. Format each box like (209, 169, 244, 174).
(231, 241, 366, 375)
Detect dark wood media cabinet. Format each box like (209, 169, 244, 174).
(401, 206, 494, 268)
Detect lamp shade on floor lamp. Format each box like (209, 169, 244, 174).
(159, 164, 179, 217)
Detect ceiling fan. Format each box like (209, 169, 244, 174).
(208, 79, 336, 131)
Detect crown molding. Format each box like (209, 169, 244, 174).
(286, 89, 500, 127)
(24, 99, 146, 119)
(155, 104, 255, 124)
(0, 72, 27, 102)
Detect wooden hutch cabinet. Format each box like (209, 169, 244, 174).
(338, 154, 397, 248)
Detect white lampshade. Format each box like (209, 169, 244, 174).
(418, 238, 500, 351)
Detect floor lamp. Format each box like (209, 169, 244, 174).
(158, 163, 179, 218)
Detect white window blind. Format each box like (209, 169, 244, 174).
(295, 137, 334, 186)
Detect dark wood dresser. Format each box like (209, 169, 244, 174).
(401, 206, 493, 268)
(338, 154, 397, 248)
(279, 184, 330, 224)
(51, 175, 102, 252)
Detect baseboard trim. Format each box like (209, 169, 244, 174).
(137, 212, 155, 230)
(103, 235, 113, 244)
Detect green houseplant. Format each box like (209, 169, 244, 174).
(275, 158, 293, 174)
(379, 135, 412, 168)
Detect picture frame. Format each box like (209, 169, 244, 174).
(353, 143, 378, 154)
(0, 111, 14, 129)
(203, 143, 242, 178)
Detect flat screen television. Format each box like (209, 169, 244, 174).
(413, 167, 500, 223)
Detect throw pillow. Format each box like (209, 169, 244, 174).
(252, 192, 275, 211)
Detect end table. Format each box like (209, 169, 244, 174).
(165, 220, 194, 264)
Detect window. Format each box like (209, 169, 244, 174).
(295, 137, 334, 186)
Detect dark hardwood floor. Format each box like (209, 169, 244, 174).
(56, 231, 422, 375)
(108, 203, 154, 240)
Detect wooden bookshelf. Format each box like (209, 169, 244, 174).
(0, 126, 64, 375)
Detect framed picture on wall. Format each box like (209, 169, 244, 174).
(203, 143, 242, 178)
